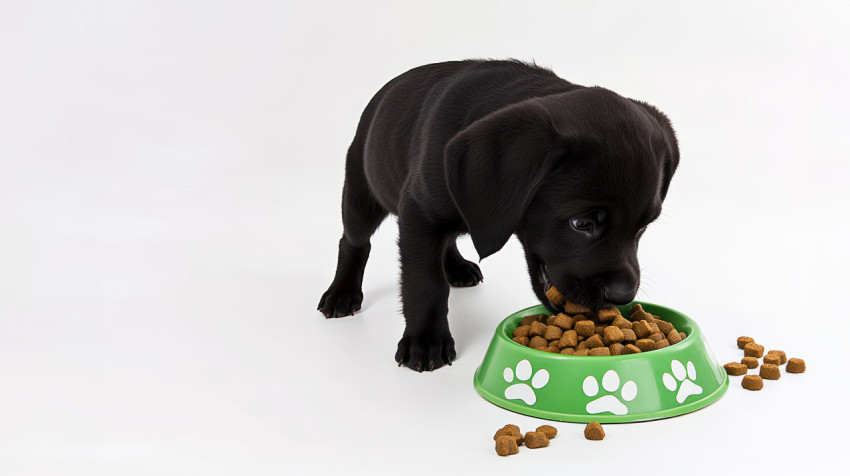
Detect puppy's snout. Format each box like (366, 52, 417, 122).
(603, 279, 637, 305)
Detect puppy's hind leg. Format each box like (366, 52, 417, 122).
(444, 240, 483, 287)
(318, 141, 388, 318)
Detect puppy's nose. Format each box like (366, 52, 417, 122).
(603, 281, 637, 305)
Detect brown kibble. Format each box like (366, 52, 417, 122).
(594, 324, 606, 336)
(545, 325, 563, 341)
(529, 336, 548, 349)
(612, 315, 633, 330)
(546, 315, 557, 326)
(648, 332, 665, 343)
(737, 336, 755, 349)
(622, 344, 642, 354)
(767, 350, 787, 365)
(760, 364, 781, 380)
(679, 331, 686, 341)
(590, 347, 611, 356)
(655, 319, 674, 335)
(559, 330, 578, 348)
(572, 314, 588, 322)
(536, 425, 557, 439)
(553, 313, 574, 330)
(584, 421, 605, 440)
(493, 424, 523, 445)
(585, 334, 604, 349)
(630, 303, 644, 315)
(560, 347, 575, 355)
(597, 307, 620, 323)
(512, 325, 530, 338)
(520, 315, 540, 327)
(529, 321, 547, 338)
(724, 362, 748, 376)
(512, 336, 530, 346)
(741, 357, 759, 369)
(633, 320, 653, 339)
(648, 322, 660, 334)
(602, 326, 624, 345)
(636, 339, 655, 352)
(575, 320, 596, 338)
(573, 349, 590, 356)
(786, 358, 806, 373)
(563, 299, 591, 314)
(744, 343, 765, 358)
(622, 328, 637, 344)
(576, 340, 589, 350)
(546, 345, 560, 353)
(763, 354, 781, 366)
(631, 309, 655, 323)
(742, 374, 764, 390)
(524, 431, 550, 449)
(495, 436, 519, 456)
(609, 343, 625, 356)
(545, 286, 565, 306)
(654, 339, 670, 349)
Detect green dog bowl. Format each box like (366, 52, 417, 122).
(473, 301, 728, 423)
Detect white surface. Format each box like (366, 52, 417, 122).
(1, 1, 849, 474)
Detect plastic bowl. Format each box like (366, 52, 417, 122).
(473, 301, 728, 423)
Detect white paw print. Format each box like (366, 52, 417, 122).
(503, 359, 549, 405)
(662, 359, 703, 404)
(583, 369, 637, 415)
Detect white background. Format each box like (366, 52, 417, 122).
(1, 1, 849, 474)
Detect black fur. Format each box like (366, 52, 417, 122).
(318, 60, 679, 371)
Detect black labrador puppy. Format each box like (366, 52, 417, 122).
(318, 60, 679, 371)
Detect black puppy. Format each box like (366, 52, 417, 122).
(318, 60, 679, 371)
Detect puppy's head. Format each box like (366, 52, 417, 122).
(445, 87, 679, 311)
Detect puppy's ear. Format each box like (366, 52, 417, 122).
(445, 101, 564, 260)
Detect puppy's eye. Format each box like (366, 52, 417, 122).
(570, 218, 594, 235)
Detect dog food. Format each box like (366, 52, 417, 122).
(742, 374, 764, 390)
(512, 302, 687, 356)
(737, 336, 754, 349)
(741, 356, 759, 369)
(763, 354, 781, 366)
(760, 364, 781, 380)
(494, 424, 524, 445)
(584, 421, 605, 440)
(545, 286, 565, 306)
(524, 431, 550, 449)
(743, 342, 765, 358)
(495, 436, 519, 456)
(767, 350, 787, 364)
(786, 358, 806, 373)
(724, 362, 748, 376)
(536, 425, 557, 439)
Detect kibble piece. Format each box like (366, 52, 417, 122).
(648, 332, 665, 343)
(524, 431, 550, 449)
(741, 357, 759, 369)
(786, 358, 806, 373)
(584, 421, 605, 440)
(612, 315, 633, 330)
(545, 325, 563, 341)
(493, 424, 523, 444)
(512, 325, 531, 338)
(648, 322, 661, 334)
(621, 344, 640, 354)
(621, 328, 637, 344)
(631, 309, 656, 323)
(546, 345, 560, 353)
(573, 349, 590, 356)
(594, 324, 606, 336)
(597, 307, 620, 323)
(553, 313, 574, 330)
(512, 336, 530, 346)
(576, 340, 589, 350)
(572, 314, 588, 322)
(559, 330, 578, 348)
(767, 350, 787, 365)
(546, 315, 557, 326)
(724, 362, 748, 376)
(744, 343, 765, 358)
(590, 347, 611, 356)
(636, 338, 655, 352)
(679, 331, 686, 341)
(634, 320, 653, 339)
(609, 343, 625, 356)
(520, 315, 539, 326)
(563, 300, 591, 314)
(603, 326, 625, 345)
(655, 319, 674, 335)
(667, 329, 682, 344)
(574, 320, 596, 338)
(529, 336, 548, 349)
(545, 286, 565, 306)
(585, 334, 604, 349)
(629, 303, 644, 315)
(760, 364, 781, 380)
(560, 347, 575, 355)
(742, 374, 764, 390)
(495, 435, 519, 456)
(654, 339, 670, 349)
(536, 425, 557, 439)
(529, 321, 547, 338)
(763, 354, 781, 366)
(737, 336, 755, 349)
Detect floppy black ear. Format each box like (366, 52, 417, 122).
(444, 100, 564, 260)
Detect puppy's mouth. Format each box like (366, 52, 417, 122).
(536, 262, 596, 312)
(539, 264, 557, 308)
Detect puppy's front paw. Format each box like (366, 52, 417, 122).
(395, 332, 457, 372)
(317, 285, 363, 318)
(444, 258, 483, 287)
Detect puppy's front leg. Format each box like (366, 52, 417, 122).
(395, 204, 457, 371)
